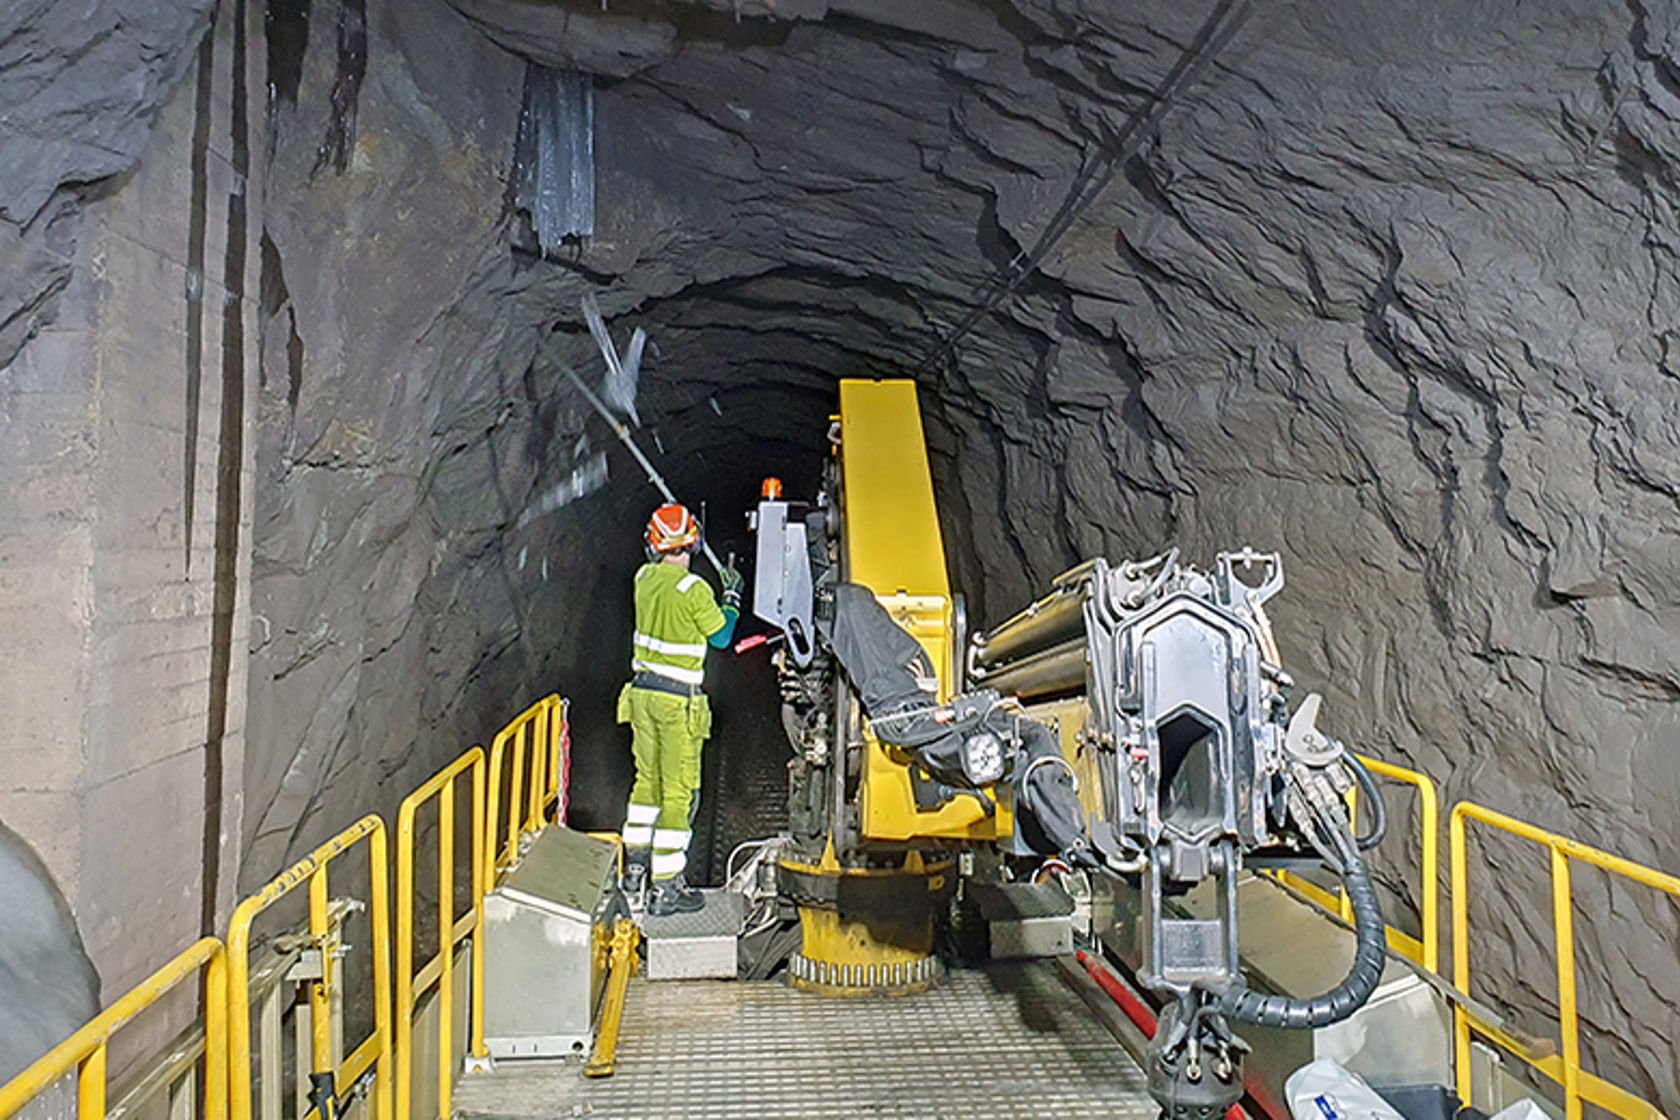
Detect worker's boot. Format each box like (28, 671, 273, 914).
(646, 877, 705, 917)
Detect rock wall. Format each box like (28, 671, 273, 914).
(242, 0, 531, 883)
(5, 0, 1680, 1105)
(446, 0, 1680, 1101)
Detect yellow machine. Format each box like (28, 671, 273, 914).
(755, 378, 1390, 1117)
(757, 380, 1015, 994)
(838, 380, 1014, 844)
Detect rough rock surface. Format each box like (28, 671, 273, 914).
(5, 0, 1680, 1104)
(0, 1, 216, 367)
(435, 0, 1680, 1098)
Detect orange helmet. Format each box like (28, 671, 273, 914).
(646, 503, 700, 553)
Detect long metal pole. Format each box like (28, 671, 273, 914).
(538, 337, 727, 576)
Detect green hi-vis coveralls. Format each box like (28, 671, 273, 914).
(616, 562, 737, 882)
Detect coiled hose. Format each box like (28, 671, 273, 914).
(1218, 802, 1387, 1029)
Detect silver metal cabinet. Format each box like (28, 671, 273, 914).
(482, 828, 619, 1059)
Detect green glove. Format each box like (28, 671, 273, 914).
(720, 564, 744, 609)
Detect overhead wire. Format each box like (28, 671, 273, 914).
(919, 0, 1259, 372)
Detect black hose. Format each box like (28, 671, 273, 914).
(1346, 753, 1388, 851)
(1219, 813, 1387, 1029)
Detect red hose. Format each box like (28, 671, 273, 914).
(1075, 950, 1249, 1120)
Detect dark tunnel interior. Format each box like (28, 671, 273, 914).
(5, 0, 1680, 1104)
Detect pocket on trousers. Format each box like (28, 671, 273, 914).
(615, 683, 633, 725)
(689, 694, 712, 740)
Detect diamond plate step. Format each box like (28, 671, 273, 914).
(642, 889, 743, 980)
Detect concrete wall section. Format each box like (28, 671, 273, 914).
(0, 0, 263, 1005)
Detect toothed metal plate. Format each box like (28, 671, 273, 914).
(454, 962, 1155, 1119)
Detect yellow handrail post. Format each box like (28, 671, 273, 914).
(395, 748, 488, 1120)
(395, 807, 416, 1120)
(76, 1045, 105, 1120)
(1552, 846, 1580, 1120)
(526, 705, 546, 834)
(227, 817, 391, 1120)
(485, 735, 505, 886)
(368, 823, 393, 1120)
(507, 724, 526, 863)
(308, 864, 333, 1076)
(469, 754, 487, 1059)
(206, 941, 229, 1120)
(435, 778, 455, 1119)
(1415, 768, 1440, 973)
(1450, 804, 1472, 1107)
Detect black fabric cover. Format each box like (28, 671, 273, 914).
(827, 582, 1104, 867)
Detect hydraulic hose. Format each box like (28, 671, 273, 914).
(1346, 752, 1388, 852)
(1219, 812, 1387, 1030)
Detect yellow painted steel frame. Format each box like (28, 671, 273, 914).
(837, 379, 1012, 843)
(1451, 801, 1676, 1120)
(0, 938, 227, 1120)
(1270, 754, 1440, 972)
(582, 919, 640, 1079)
(485, 696, 567, 882)
(227, 816, 393, 1120)
(395, 748, 487, 1120)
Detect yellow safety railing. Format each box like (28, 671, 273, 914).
(1270, 754, 1441, 971)
(485, 694, 568, 881)
(395, 748, 487, 1120)
(227, 816, 393, 1120)
(0, 938, 227, 1120)
(1451, 801, 1675, 1120)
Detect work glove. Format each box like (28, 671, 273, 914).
(720, 563, 745, 610)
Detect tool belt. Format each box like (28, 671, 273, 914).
(631, 671, 705, 698)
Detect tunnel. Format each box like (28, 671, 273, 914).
(3, 0, 1680, 1106)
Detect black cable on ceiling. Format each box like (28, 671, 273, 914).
(921, 0, 1259, 373)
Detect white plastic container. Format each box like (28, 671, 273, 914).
(1285, 1059, 1407, 1120)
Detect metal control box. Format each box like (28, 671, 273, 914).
(482, 827, 619, 1059)
(972, 880, 1076, 959)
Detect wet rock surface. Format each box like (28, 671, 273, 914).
(5, 0, 1680, 1103)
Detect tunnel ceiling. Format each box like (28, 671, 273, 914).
(6, 0, 1680, 1100)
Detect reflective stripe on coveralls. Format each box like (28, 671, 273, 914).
(623, 801, 657, 849)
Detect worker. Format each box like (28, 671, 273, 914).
(617, 503, 743, 916)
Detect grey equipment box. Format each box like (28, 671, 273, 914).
(972, 880, 1076, 960)
(482, 827, 619, 1059)
(642, 890, 745, 981)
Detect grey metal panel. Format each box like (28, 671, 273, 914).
(990, 916, 1074, 959)
(482, 829, 615, 1059)
(971, 881, 1076, 960)
(646, 935, 737, 981)
(514, 66, 593, 246)
(643, 890, 742, 981)
(499, 827, 617, 922)
(454, 964, 1156, 1120)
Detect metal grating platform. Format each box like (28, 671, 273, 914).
(454, 962, 1155, 1120)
